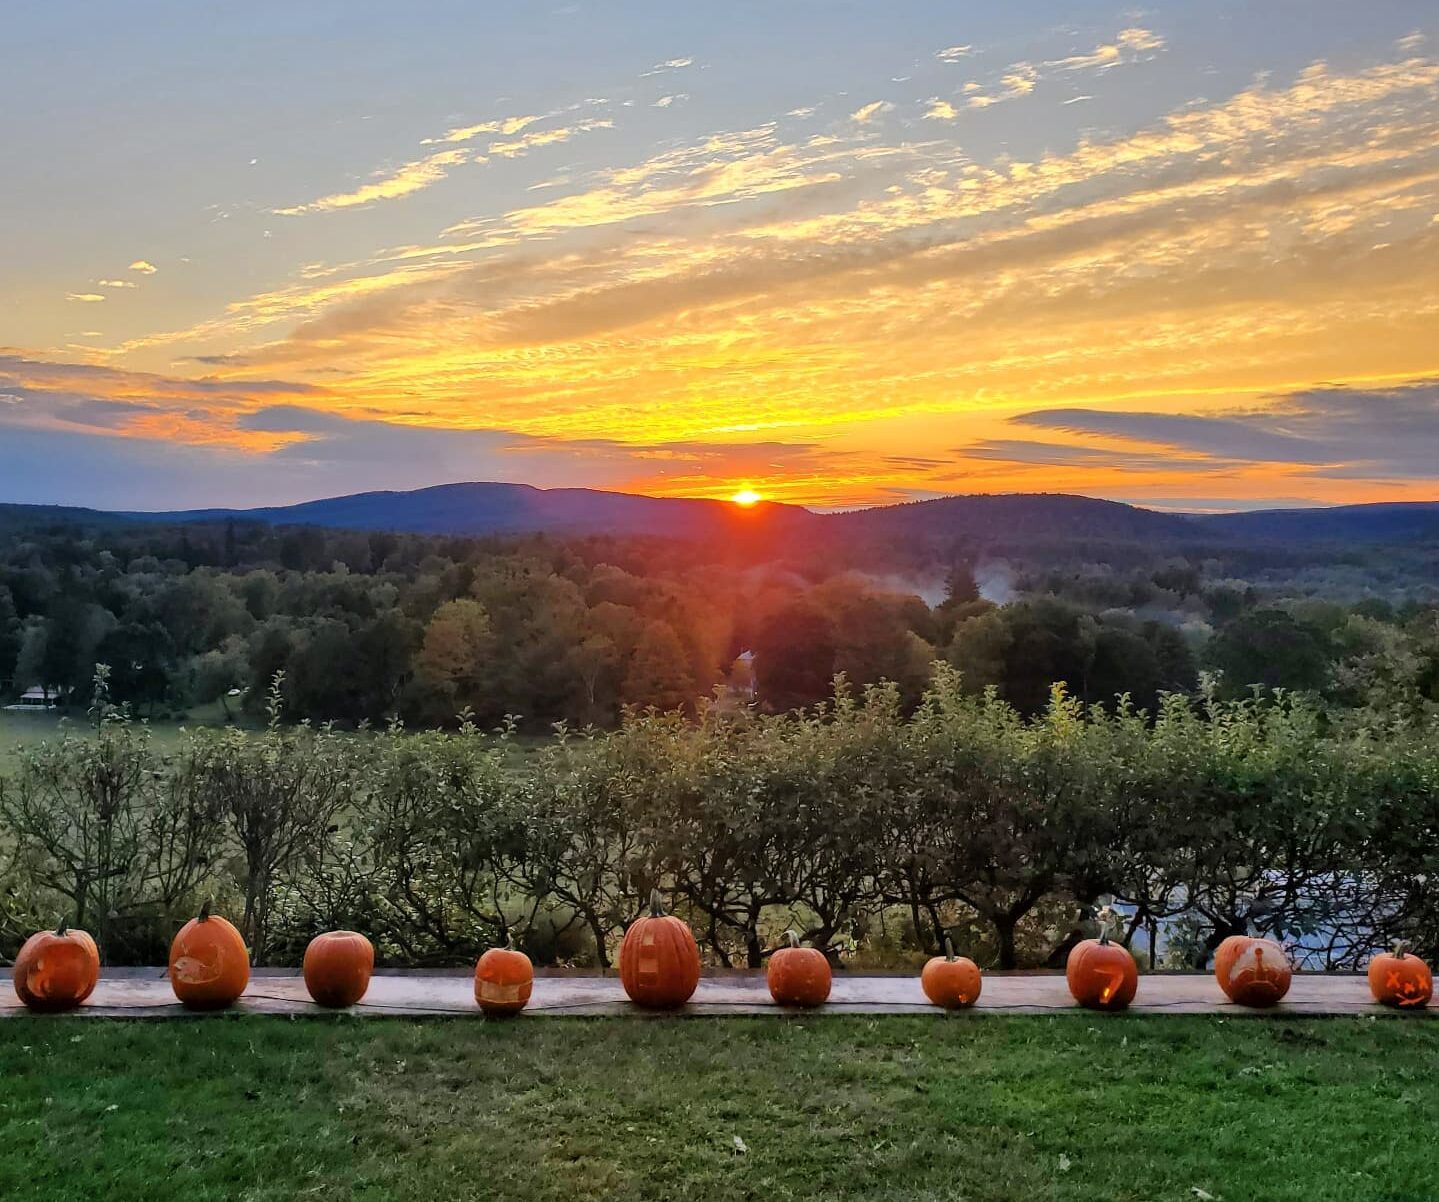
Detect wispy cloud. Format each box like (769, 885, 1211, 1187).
(936, 45, 974, 63)
(850, 100, 893, 123)
(273, 149, 470, 215)
(97, 279, 137, 289)
(66, 292, 106, 303)
(128, 260, 157, 274)
(924, 99, 959, 120)
(1044, 26, 1165, 73)
(421, 114, 543, 145)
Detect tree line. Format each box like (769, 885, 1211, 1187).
(7, 517, 1439, 728)
(4, 667, 1435, 972)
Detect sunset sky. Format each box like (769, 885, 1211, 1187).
(3, 0, 1437, 512)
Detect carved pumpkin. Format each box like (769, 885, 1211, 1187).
(169, 900, 250, 1010)
(767, 930, 831, 1007)
(475, 943, 534, 1015)
(303, 930, 374, 1008)
(1215, 935, 1290, 1007)
(1066, 928, 1138, 1011)
(1367, 946, 1432, 1009)
(921, 936, 983, 1009)
(619, 890, 701, 1008)
(12, 920, 100, 1012)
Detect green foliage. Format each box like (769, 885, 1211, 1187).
(5, 662, 1439, 971)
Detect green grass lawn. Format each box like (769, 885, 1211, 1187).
(2, 1015, 1435, 1202)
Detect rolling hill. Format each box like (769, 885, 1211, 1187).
(4, 484, 1439, 549)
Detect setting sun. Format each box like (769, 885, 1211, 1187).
(730, 489, 763, 507)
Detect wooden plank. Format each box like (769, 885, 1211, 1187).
(3, 971, 1432, 1018)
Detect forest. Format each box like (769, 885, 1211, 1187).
(4, 512, 1439, 728)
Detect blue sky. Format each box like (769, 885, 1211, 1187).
(3, 1, 1437, 510)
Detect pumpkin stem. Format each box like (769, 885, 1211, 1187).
(198, 896, 213, 922)
(1097, 919, 1113, 946)
(942, 933, 956, 962)
(648, 888, 665, 918)
(1393, 941, 1409, 959)
(785, 929, 801, 949)
(55, 917, 68, 937)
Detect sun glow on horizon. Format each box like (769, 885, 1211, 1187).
(730, 488, 763, 507)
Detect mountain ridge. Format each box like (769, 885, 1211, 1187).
(3, 483, 1439, 546)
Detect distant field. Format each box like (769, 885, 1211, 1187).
(0, 710, 556, 772)
(2, 1015, 1436, 1202)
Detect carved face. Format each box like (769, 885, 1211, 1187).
(12, 924, 100, 1013)
(169, 910, 250, 1010)
(1216, 937, 1291, 1008)
(1368, 952, 1432, 1008)
(475, 946, 534, 1014)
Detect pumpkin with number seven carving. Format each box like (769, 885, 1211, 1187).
(620, 890, 700, 1008)
(1367, 946, 1432, 1009)
(475, 942, 534, 1015)
(767, 930, 831, 1008)
(1215, 934, 1291, 1007)
(921, 936, 983, 1009)
(303, 930, 374, 1008)
(12, 920, 100, 1012)
(1066, 928, 1138, 1012)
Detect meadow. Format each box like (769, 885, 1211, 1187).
(3, 1014, 1434, 1202)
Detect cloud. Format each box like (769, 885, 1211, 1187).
(422, 114, 543, 145)
(273, 148, 470, 215)
(97, 279, 137, 288)
(936, 45, 974, 63)
(1044, 26, 1165, 73)
(653, 94, 687, 108)
(924, 99, 959, 121)
(850, 100, 893, 123)
(1009, 382, 1439, 479)
(488, 119, 613, 158)
(641, 57, 694, 77)
(66, 293, 106, 302)
(128, 260, 157, 274)
(93, 48, 1439, 509)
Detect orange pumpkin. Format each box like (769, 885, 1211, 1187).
(619, 890, 701, 1008)
(1066, 928, 1138, 1011)
(1367, 946, 1432, 1009)
(475, 943, 534, 1015)
(1215, 935, 1290, 1007)
(168, 900, 250, 1010)
(921, 936, 983, 1009)
(767, 930, 831, 1008)
(303, 930, 374, 1008)
(12, 919, 100, 1012)
(1213, 934, 1249, 999)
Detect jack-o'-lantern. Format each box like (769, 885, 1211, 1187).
(12, 920, 100, 1012)
(920, 936, 983, 1009)
(1215, 935, 1290, 1007)
(475, 941, 534, 1015)
(1066, 927, 1138, 1012)
(619, 890, 701, 1008)
(1367, 945, 1431, 1009)
(169, 899, 250, 1010)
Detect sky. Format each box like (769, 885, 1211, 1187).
(2, 0, 1437, 513)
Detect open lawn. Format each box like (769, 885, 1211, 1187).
(2, 1015, 1435, 1202)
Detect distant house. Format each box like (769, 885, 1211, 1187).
(3, 686, 57, 711)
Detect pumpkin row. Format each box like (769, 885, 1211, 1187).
(12, 900, 1433, 1014)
